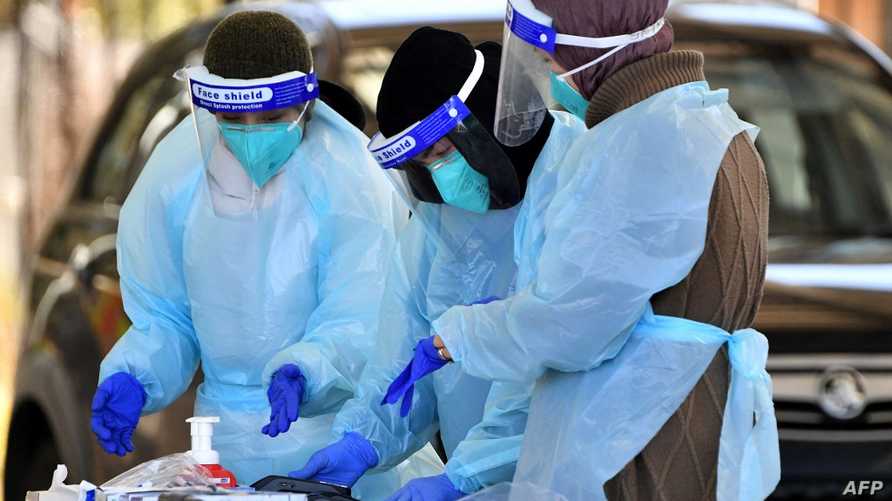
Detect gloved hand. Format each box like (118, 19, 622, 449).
(262, 364, 306, 437)
(384, 474, 465, 501)
(289, 432, 379, 487)
(381, 336, 448, 417)
(90, 372, 146, 456)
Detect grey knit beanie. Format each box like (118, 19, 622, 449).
(204, 11, 312, 79)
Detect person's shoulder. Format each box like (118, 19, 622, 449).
(296, 101, 395, 214)
(550, 110, 587, 134)
(302, 101, 374, 172)
(547, 110, 589, 150)
(125, 116, 203, 210)
(299, 101, 387, 187)
(142, 117, 204, 184)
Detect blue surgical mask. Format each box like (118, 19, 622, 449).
(218, 121, 303, 188)
(427, 150, 490, 214)
(550, 72, 589, 120)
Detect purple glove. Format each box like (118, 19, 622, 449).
(289, 432, 379, 487)
(384, 474, 465, 501)
(262, 364, 306, 437)
(91, 372, 146, 456)
(381, 336, 448, 417)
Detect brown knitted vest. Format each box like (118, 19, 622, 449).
(586, 51, 770, 501)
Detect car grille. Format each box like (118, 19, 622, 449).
(768, 354, 892, 441)
(776, 400, 892, 432)
(764, 329, 892, 355)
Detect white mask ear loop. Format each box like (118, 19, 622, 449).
(558, 44, 627, 79)
(287, 101, 310, 132)
(286, 65, 315, 132)
(555, 18, 666, 79)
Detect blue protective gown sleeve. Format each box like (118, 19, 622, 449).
(261, 138, 400, 418)
(445, 381, 533, 493)
(99, 117, 203, 413)
(330, 224, 440, 469)
(435, 91, 737, 383)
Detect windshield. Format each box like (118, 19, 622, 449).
(678, 38, 892, 238)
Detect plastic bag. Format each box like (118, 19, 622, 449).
(100, 453, 214, 491)
(460, 482, 567, 501)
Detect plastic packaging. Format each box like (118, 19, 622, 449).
(26, 465, 97, 501)
(186, 417, 237, 488)
(100, 453, 215, 492)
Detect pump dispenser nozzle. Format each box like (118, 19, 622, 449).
(186, 416, 220, 464)
(185, 416, 237, 488)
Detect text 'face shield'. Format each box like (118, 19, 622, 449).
(175, 66, 320, 195)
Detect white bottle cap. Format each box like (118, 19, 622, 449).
(186, 416, 220, 465)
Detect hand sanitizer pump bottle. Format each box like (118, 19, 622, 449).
(186, 416, 237, 488)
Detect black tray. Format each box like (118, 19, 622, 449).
(250, 475, 357, 501)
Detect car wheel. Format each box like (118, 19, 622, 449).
(5, 402, 62, 501)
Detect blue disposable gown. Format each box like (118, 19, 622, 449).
(331, 111, 586, 493)
(100, 102, 441, 499)
(515, 309, 780, 500)
(433, 82, 780, 499)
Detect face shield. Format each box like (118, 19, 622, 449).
(495, 0, 666, 145)
(368, 49, 521, 220)
(174, 65, 320, 195)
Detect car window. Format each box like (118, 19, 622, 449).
(83, 70, 185, 205)
(677, 40, 892, 237)
(123, 91, 192, 195)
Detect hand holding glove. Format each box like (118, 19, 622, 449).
(91, 372, 146, 456)
(381, 336, 449, 417)
(262, 363, 306, 437)
(384, 474, 465, 501)
(289, 432, 379, 487)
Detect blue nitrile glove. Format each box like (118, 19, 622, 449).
(262, 364, 306, 437)
(384, 474, 466, 501)
(90, 372, 146, 456)
(289, 432, 379, 487)
(381, 336, 448, 417)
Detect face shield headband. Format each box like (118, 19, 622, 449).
(174, 66, 320, 197)
(494, 0, 665, 145)
(506, 1, 666, 68)
(176, 65, 320, 114)
(366, 49, 485, 169)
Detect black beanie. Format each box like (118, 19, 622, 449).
(376, 27, 554, 195)
(204, 11, 312, 79)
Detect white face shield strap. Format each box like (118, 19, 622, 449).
(495, 0, 667, 146)
(367, 49, 485, 169)
(555, 18, 666, 78)
(506, 0, 665, 58)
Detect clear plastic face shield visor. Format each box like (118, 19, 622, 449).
(174, 66, 320, 193)
(495, 0, 666, 145)
(367, 49, 521, 224)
